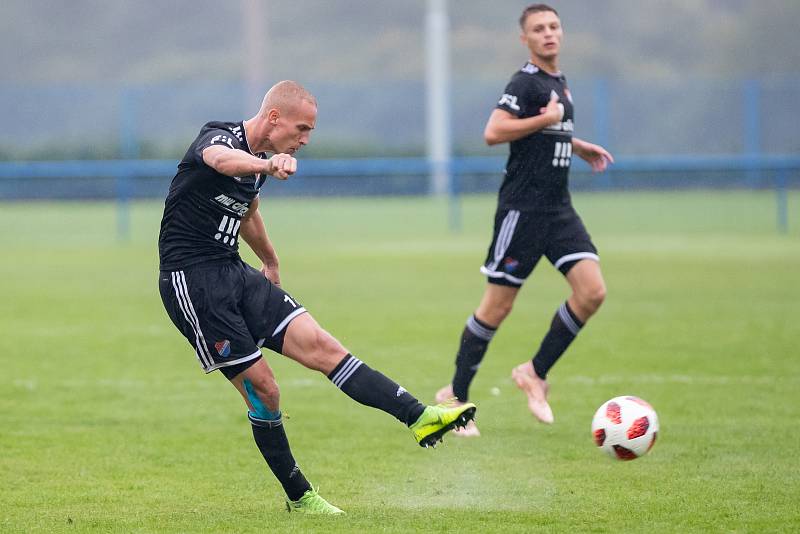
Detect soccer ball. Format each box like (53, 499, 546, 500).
(591, 396, 659, 460)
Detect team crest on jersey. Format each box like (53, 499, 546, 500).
(503, 257, 520, 273)
(214, 340, 231, 357)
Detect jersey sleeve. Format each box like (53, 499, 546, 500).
(496, 76, 532, 117)
(497, 74, 549, 118)
(192, 127, 244, 165)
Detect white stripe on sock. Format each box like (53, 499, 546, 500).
(332, 356, 363, 387)
(466, 315, 495, 341)
(558, 302, 581, 335)
(334, 359, 363, 388)
(331, 356, 359, 384)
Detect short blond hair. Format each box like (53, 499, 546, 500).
(261, 80, 316, 115)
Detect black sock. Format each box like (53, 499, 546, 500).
(328, 353, 426, 426)
(451, 315, 496, 402)
(249, 414, 312, 502)
(531, 301, 584, 379)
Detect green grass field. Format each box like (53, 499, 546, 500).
(1, 191, 798, 532)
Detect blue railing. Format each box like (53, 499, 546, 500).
(0, 154, 797, 236)
(2, 154, 798, 179)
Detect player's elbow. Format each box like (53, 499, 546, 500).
(484, 127, 502, 146)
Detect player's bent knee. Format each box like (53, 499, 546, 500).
(590, 285, 607, 308)
(579, 285, 606, 313)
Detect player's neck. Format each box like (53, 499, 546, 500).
(243, 117, 273, 154)
(530, 56, 560, 75)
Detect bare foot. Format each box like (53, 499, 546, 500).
(511, 362, 554, 424)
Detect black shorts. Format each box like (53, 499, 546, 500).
(480, 205, 599, 287)
(158, 259, 307, 375)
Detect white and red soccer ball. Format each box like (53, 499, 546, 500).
(591, 396, 659, 460)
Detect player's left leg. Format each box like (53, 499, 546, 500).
(225, 358, 343, 515)
(513, 258, 606, 423)
(280, 313, 476, 447)
(514, 205, 606, 424)
(535, 257, 606, 376)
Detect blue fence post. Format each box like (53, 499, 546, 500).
(593, 78, 611, 189)
(776, 169, 788, 234)
(743, 79, 761, 188)
(117, 86, 139, 242)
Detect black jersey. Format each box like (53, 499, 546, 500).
(495, 61, 575, 211)
(158, 121, 267, 271)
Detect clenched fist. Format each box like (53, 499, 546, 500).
(266, 153, 297, 180)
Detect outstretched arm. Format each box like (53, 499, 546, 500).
(572, 138, 614, 172)
(239, 196, 281, 286)
(202, 145, 298, 180)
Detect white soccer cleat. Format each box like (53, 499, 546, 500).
(434, 384, 481, 437)
(511, 361, 554, 424)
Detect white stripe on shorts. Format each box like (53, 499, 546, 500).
(479, 265, 526, 285)
(553, 252, 599, 270)
(204, 349, 262, 374)
(271, 307, 307, 337)
(488, 209, 520, 271)
(171, 271, 213, 369)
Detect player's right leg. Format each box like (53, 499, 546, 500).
(436, 283, 519, 437)
(280, 313, 476, 448)
(438, 207, 540, 435)
(226, 359, 344, 514)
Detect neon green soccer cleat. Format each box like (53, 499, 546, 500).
(286, 488, 345, 515)
(409, 401, 477, 448)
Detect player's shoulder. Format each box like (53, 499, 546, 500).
(196, 121, 246, 149)
(200, 121, 242, 137)
(508, 62, 547, 87)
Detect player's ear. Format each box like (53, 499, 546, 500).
(267, 108, 280, 125)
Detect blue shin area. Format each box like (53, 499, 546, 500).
(243, 379, 280, 421)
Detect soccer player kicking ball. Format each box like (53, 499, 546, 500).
(436, 4, 613, 432)
(158, 80, 476, 514)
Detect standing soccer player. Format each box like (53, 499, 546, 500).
(158, 80, 476, 514)
(436, 5, 613, 432)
